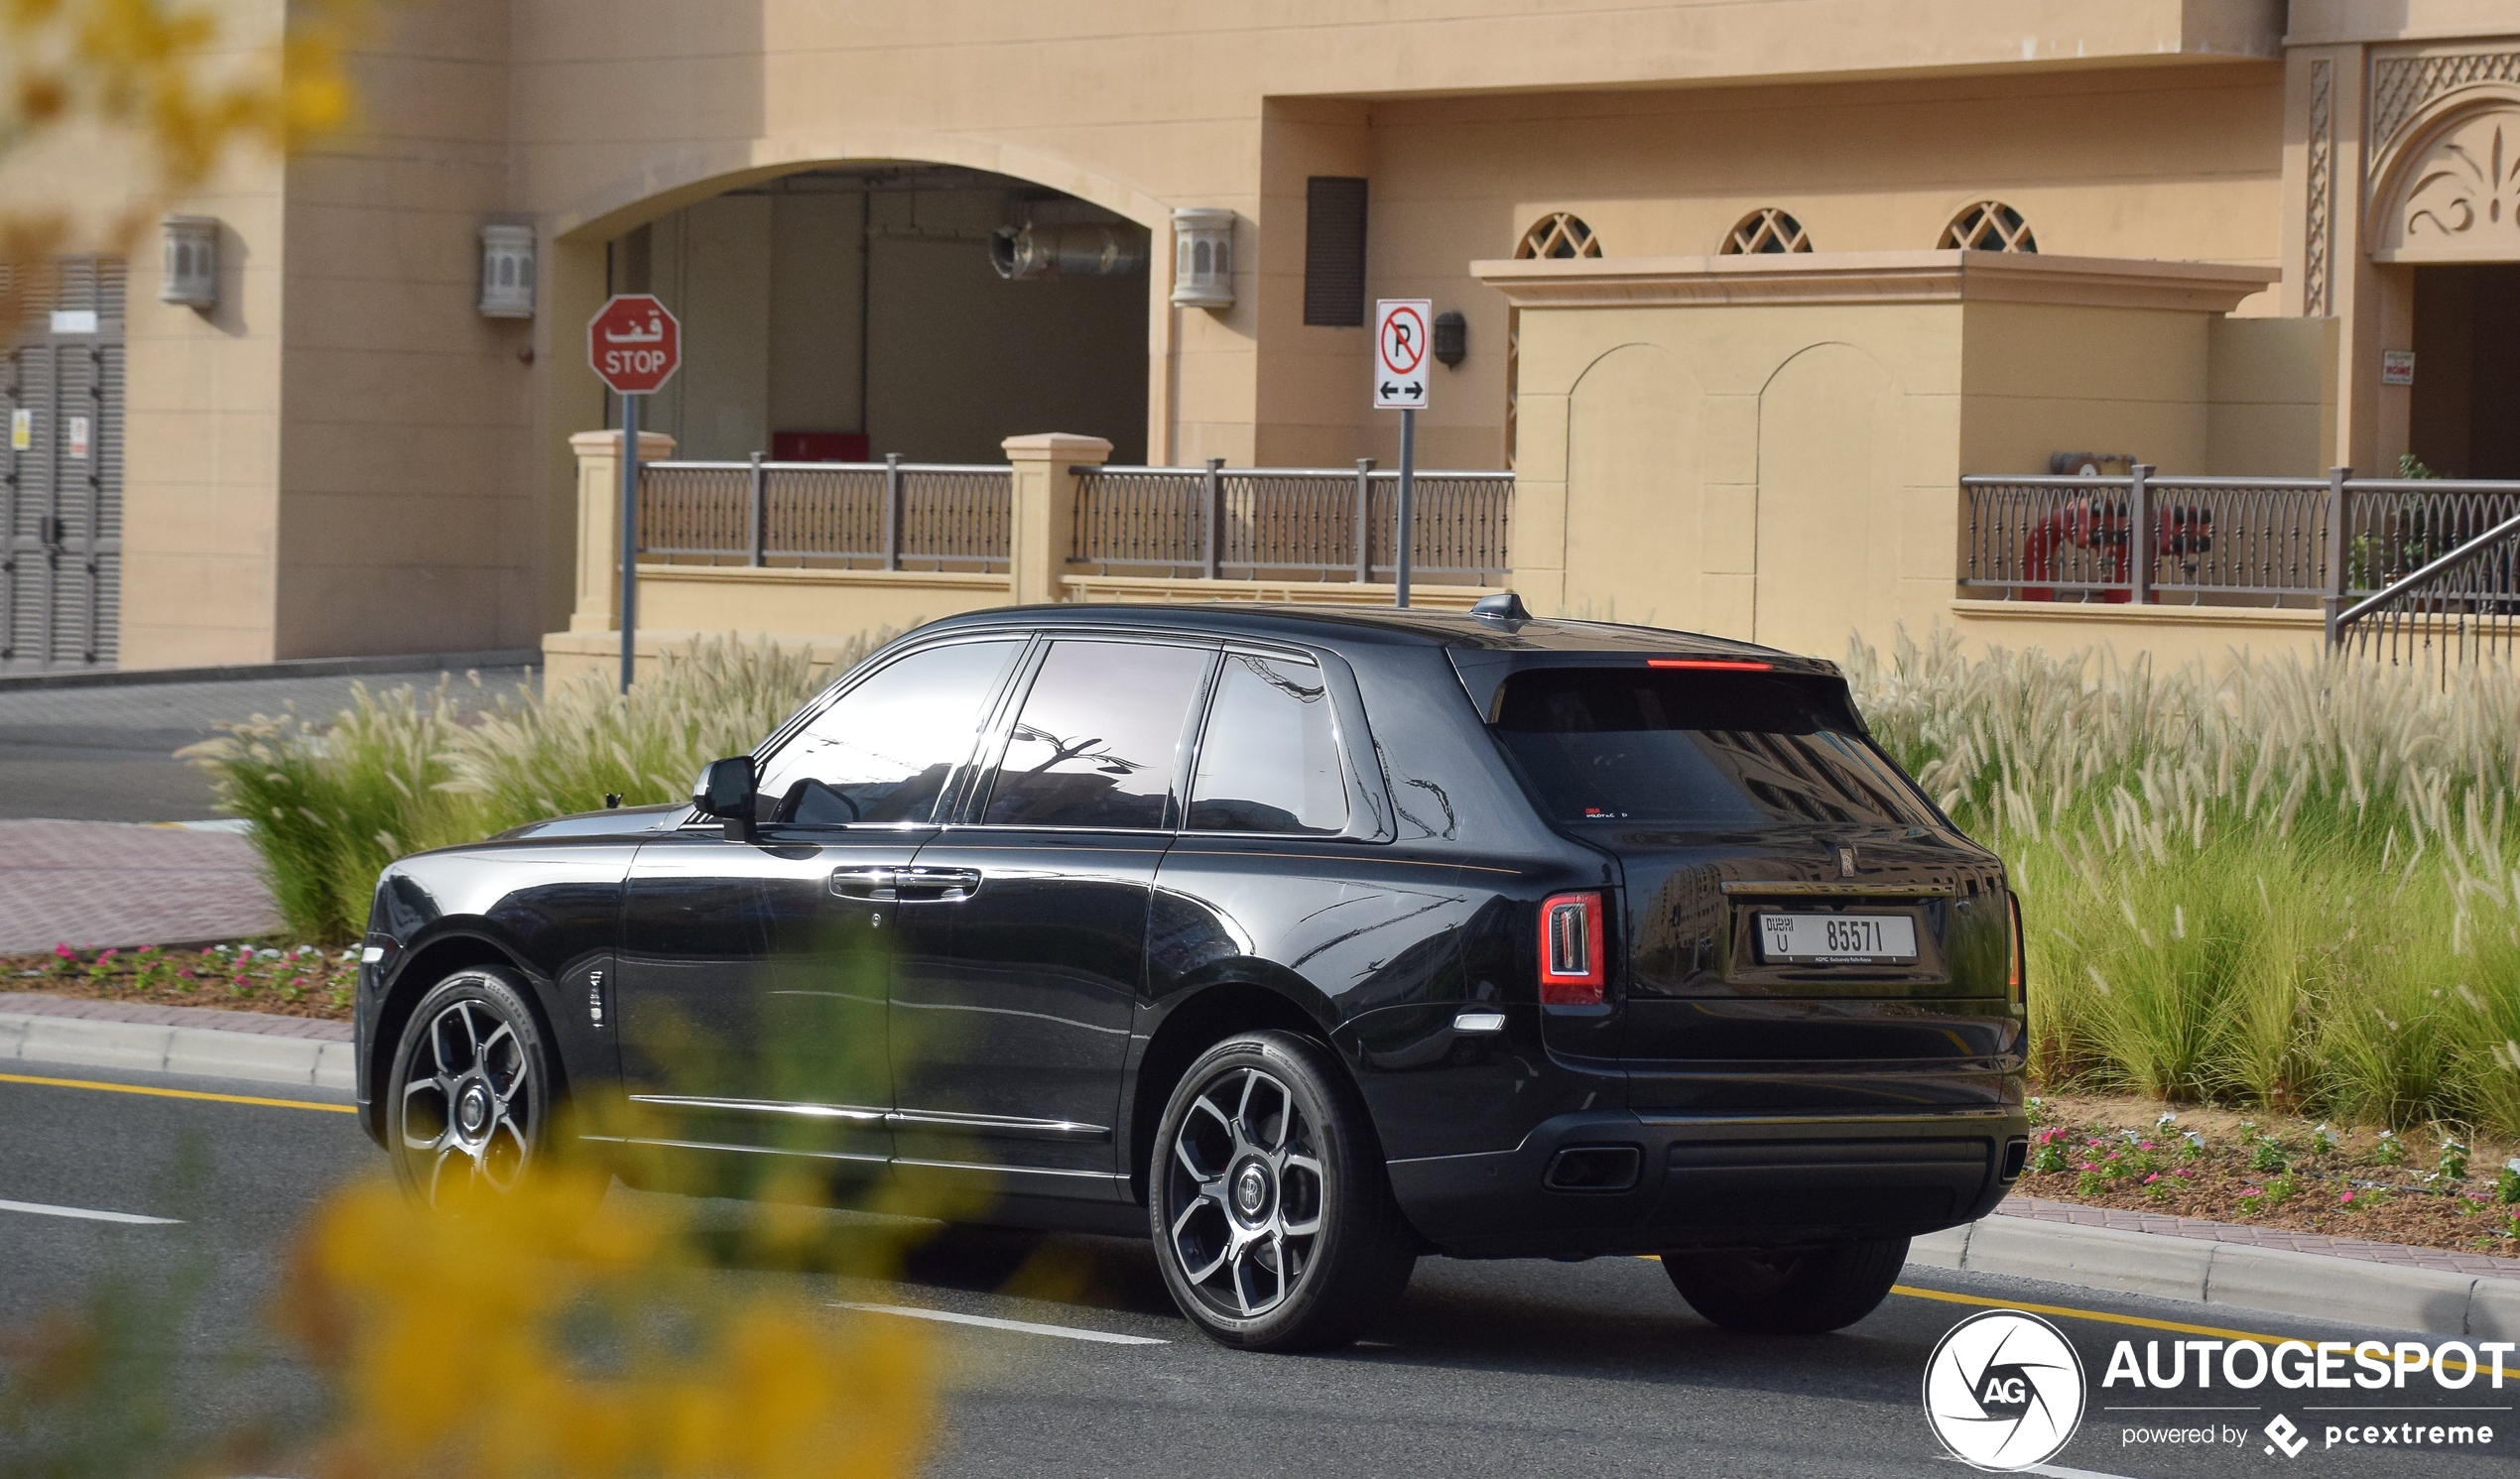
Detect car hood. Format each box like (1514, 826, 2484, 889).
(490, 802, 688, 842)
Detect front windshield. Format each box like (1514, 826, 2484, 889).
(1490, 668, 1936, 828)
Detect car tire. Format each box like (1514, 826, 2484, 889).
(386, 967, 559, 1209)
(1661, 1237, 1909, 1335)
(1149, 1030, 1416, 1351)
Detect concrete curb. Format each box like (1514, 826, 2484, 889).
(0, 648, 539, 692)
(0, 1010, 354, 1092)
(1912, 1217, 2518, 1340)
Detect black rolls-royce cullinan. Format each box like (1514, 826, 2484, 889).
(354, 598, 2028, 1350)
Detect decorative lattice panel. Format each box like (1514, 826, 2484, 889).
(1940, 200, 2038, 253)
(1721, 208, 1811, 255)
(1516, 212, 1601, 260)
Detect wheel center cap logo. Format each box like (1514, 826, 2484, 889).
(1234, 1165, 1267, 1215)
(1921, 1308, 2086, 1470)
(458, 1084, 489, 1134)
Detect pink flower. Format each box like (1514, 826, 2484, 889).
(2340, 1190, 2356, 1204)
(2143, 1172, 2161, 1184)
(53, 943, 75, 960)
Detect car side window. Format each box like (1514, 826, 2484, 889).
(1188, 653, 1347, 835)
(753, 639, 1021, 826)
(979, 640, 1211, 830)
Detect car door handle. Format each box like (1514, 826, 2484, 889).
(892, 866, 981, 903)
(828, 866, 899, 901)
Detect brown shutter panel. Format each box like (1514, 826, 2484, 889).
(1303, 177, 1367, 327)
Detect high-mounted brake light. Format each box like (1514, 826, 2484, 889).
(2006, 889, 2026, 1006)
(1539, 891, 1606, 1005)
(1646, 659, 1773, 672)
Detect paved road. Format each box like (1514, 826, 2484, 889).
(2, 1064, 2509, 1477)
(0, 668, 535, 822)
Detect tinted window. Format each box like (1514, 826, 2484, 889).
(1492, 668, 1934, 828)
(755, 639, 1020, 825)
(981, 641, 1211, 830)
(1189, 654, 1346, 834)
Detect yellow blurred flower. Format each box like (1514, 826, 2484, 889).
(282, 1169, 936, 1479)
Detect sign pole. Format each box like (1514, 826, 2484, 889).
(588, 291, 682, 695)
(1370, 298, 1433, 610)
(618, 392, 640, 694)
(1395, 407, 1415, 609)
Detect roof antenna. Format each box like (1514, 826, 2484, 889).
(1471, 591, 1531, 623)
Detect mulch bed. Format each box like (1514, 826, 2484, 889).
(2012, 1093, 2520, 1260)
(3, 943, 357, 1021)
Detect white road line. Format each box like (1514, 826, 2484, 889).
(829, 1300, 1168, 1345)
(0, 1197, 181, 1226)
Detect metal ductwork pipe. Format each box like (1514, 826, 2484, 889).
(990, 222, 1147, 280)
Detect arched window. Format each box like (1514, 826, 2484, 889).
(1517, 212, 1601, 260)
(1721, 208, 1812, 255)
(1941, 200, 2037, 252)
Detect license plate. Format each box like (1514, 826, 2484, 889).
(1758, 912, 1918, 964)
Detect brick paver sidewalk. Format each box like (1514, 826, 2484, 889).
(0, 990, 349, 1040)
(1998, 1193, 2520, 1281)
(0, 818, 277, 951)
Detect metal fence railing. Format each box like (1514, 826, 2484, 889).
(2332, 512, 2520, 678)
(1960, 467, 2520, 608)
(637, 456, 1010, 572)
(1071, 461, 1514, 584)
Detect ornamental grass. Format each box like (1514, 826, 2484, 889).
(1849, 629, 2520, 1135)
(182, 635, 863, 943)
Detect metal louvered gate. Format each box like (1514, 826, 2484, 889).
(3, 257, 125, 671)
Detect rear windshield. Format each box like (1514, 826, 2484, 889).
(1489, 668, 1936, 828)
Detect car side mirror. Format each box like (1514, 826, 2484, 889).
(693, 755, 758, 841)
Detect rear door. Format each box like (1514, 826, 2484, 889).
(888, 636, 1215, 1187)
(1482, 663, 2018, 1111)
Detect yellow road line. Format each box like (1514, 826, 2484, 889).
(0, 1070, 356, 1114)
(1889, 1283, 2295, 1345)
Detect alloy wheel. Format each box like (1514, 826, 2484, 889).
(1163, 1065, 1325, 1319)
(398, 997, 536, 1204)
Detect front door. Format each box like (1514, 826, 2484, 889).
(889, 637, 1216, 1193)
(614, 636, 1025, 1188)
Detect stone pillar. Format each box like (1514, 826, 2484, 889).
(567, 428, 677, 633)
(1002, 432, 1112, 606)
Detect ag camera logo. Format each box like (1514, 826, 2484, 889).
(1923, 1309, 2087, 1470)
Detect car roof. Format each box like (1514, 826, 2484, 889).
(904, 601, 1836, 673)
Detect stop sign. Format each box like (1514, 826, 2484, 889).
(587, 294, 681, 395)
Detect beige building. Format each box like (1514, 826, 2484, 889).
(6, 0, 2517, 673)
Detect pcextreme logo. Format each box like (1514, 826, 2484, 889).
(1922, 1309, 2088, 1470)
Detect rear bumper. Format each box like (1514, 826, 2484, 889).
(1385, 1106, 2028, 1259)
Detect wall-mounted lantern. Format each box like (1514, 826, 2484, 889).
(478, 223, 537, 318)
(1169, 207, 1236, 309)
(159, 216, 218, 308)
(1433, 309, 1467, 367)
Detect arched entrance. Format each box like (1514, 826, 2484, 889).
(604, 163, 1150, 464)
(2372, 95, 2520, 477)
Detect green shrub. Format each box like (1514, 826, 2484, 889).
(185, 635, 865, 942)
(1848, 629, 2520, 1135)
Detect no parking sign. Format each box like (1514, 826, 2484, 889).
(1372, 300, 1430, 410)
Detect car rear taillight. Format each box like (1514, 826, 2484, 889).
(1539, 891, 1606, 1005)
(2006, 890, 2026, 1006)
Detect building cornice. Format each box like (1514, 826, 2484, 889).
(1468, 250, 2278, 313)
